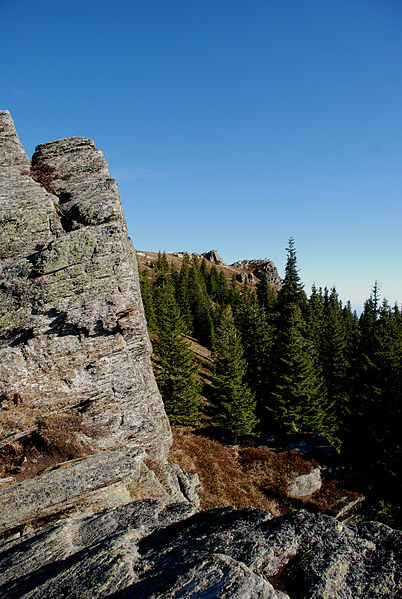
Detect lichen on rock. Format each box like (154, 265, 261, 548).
(0, 110, 171, 458)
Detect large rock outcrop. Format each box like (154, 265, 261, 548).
(0, 110, 171, 457)
(0, 111, 197, 536)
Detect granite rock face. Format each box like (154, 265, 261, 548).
(0, 110, 171, 457)
(0, 502, 401, 598)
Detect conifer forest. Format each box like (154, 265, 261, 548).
(139, 240, 402, 526)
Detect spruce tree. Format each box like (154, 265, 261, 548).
(269, 240, 334, 439)
(153, 280, 202, 426)
(269, 305, 329, 435)
(139, 269, 158, 332)
(234, 286, 273, 426)
(175, 253, 194, 331)
(321, 288, 350, 437)
(210, 306, 257, 436)
(188, 256, 214, 346)
(277, 237, 307, 319)
(155, 251, 170, 274)
(256, 273, 277, 319)
(306, 285, 325, 349)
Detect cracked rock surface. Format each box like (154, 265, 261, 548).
(0, 110, 171, 457)
(0, 503, 401, 598)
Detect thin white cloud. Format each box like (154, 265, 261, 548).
(8, 84, 27, 98)
(112, 167, 175, 181)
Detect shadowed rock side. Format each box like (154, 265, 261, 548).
(0, 501, 400, 598)
(0, 110, 171, 457)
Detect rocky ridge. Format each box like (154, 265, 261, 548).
(0, 111, 401, 598)
(137, 250, 283, 291)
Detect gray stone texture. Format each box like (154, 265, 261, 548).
(0, 503, 401, 598)
(286, 467, 322, 497)
(232, 258, 282, 287)
(0, 110, 171, 457)
(0, 445, 200, 537)
(202, 249, 223, 264)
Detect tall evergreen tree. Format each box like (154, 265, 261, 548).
(322, 288, 350, 433)
(210, 306, 257, 436)
(154, 251, 170, 274)
(139, 269, 158, 332)
(188, 256, 214, 346)
(154, 280, 202, 426)
(268, 240, 334, 439)
(277, 237, 307, 320)
(256, 273, 277, 319)
(352, 289, 402, 472)
(269, 305, 330, 435)
(234, 286, 273, 426)
(174, 254, 194, 331)
(306, 285, 325, 349)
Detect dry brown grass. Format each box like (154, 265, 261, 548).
(169, 429, 362, 519)
(0, 413, 93, 483)
(169, 429, 281, 515)
(239, 447, 315, 494)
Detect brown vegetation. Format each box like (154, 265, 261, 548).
(169, 428, 280, 514)
(169, 428, 361, 520)
(0, 413, 93, 484)
(30, 163, 58, 194)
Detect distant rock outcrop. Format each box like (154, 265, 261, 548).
(232, 258, 282, 287)
(202, 249, 223, 264)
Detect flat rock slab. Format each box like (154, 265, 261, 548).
(0, 447, 146, 535)
(0, 502, 401, 598)
(0, 446, 200, 537)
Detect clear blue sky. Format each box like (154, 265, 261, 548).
(2, 0, 401, 312)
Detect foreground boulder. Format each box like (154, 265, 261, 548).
(0, 501, 400, 598)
